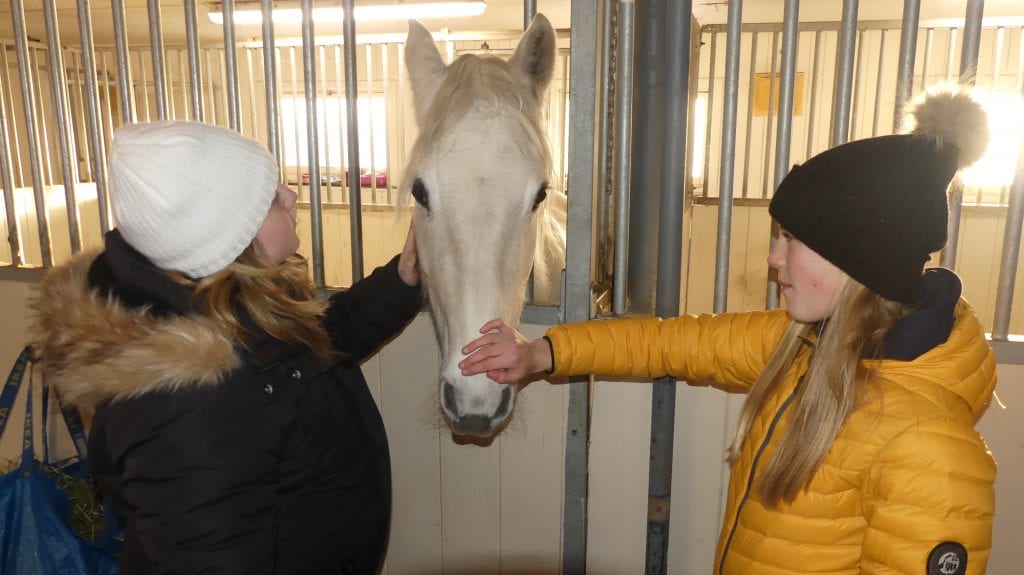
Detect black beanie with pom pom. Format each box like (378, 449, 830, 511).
(768, 89, 990, 304)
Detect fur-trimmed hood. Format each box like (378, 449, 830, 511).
(30, 252, 241, 408)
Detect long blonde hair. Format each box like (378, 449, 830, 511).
(174, 244, 333, 362)
(729, 277, 912, 506)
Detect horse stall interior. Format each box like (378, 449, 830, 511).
(0, 0, 1023, 574)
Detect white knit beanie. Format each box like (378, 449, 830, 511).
(108, 121, 279, 278)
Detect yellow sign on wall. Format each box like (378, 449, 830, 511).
(753, 72, 805, 116)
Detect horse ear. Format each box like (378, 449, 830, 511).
(509, 13, 556, 99)
(405, 19, 448, 127)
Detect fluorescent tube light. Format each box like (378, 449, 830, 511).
(208, 1, 487, 25)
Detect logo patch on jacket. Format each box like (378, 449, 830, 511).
(928, 542, 967, 575)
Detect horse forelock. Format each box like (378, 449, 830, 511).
(398, 53, 553, 208)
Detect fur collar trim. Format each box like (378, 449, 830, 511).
(30, 252, 240, 408)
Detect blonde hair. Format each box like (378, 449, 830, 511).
(729, 277, 913, 506)
(174, 244, 333, 362)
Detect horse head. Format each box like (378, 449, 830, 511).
(403, 15, 559, 438)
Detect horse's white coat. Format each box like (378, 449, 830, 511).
(403, 15, 566, 436)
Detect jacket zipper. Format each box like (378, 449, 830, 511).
(717, 387, 798, 575)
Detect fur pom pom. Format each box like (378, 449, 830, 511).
(906, 88, 989, 168)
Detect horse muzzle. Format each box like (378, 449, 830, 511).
(441, 379, 514, 437)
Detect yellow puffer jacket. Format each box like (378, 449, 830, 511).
(547, 303, 996, 574)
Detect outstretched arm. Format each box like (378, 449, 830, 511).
(462, 310, 793, 388)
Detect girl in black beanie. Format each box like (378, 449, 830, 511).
(461, 89, 996, 575)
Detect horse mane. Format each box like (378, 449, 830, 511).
(398, 53, 554, 206)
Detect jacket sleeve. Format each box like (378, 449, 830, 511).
(859, 418, 996, 574)
(101, 387, 280, 574)
(322, 254, 424, 361)
(545, 309, 791, 390)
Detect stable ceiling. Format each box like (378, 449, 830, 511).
(1, 0, 1022, 48)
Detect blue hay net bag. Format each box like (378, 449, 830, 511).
(0, 346, 119, 574)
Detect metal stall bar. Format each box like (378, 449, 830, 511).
(702, 31, 717, 197)
(168, 51, 178, 120)
(317, 46, 331, 203)
(99, 51, 115, 153)
(204, 50, 218, 124)
(342, 0, 364, 282)
(942, 0, 985, 270)
(992, 28, 1005, 205)
(299, 0, 324, 286)
(945, 28, 958, 81)
(805, 31, 822, 157)
(78, 0, 110, 234)
(740, 32, 757, 198)
(43, 0, 82, 253)
(147, 0, 168, 120)
(563, 1, 599, 572)
(628, 0, 666, 314)
(714, 0, 743, 312)
(992, 83, 1024, 340)
(288, 47, 302, 196)
(766, 0, 800, 310)
(893, 0, 921, 132)
(10, 0, 53, 266)
(366, 45, 378, 202)
(525, 0, 537, 29)
(246, 49, 258, 139)
(612, 0, 636, 315)
(960, 0, 984, 84)
(831, 0, 859, 147)
(596, 0, 614, 284)
(760, 32, 778, 199)
(222, 0, 241, 131)
(1, 46, 26, 188)
(646, 2, 692, 572)
(111, 0, 134, 124)
(186, 0, 204, 122)
(138, 53, 152, 121)
(0, 48, 21, 265)
(261, 0, 279, 161)
(71, 51, 92, 178)
(218, 50, 228, 125)
(339, 45, 352, 204)
(920, 28, 934, 94)
(398, 44, 407, 207)
(380, 44, 392, 206)
(849, 31, 866, 140)
(871, 30, 887, 137)
(274, 47, 285, 174)
(176, 50, 188, 120)
(31, 48, 55, 187)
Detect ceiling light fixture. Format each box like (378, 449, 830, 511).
(208, 1, 487, 25)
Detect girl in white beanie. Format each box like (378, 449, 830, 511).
(31, 121, 422, 574)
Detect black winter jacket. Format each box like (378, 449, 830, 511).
(30, 231, 423, 574)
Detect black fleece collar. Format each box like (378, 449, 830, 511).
(880, 268, 961, 361)
(88, 230, 304, 367)
(88, 229, 197, 317)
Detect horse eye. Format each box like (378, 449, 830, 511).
(411, 178, 430, 212)
(531, 183, 548, 212)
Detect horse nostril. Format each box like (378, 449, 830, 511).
(454, 415, 492, 437)
(495, 386, 513, 419)
(441, 381, 459, 418)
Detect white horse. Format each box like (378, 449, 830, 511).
(403, 15, 566, 438)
